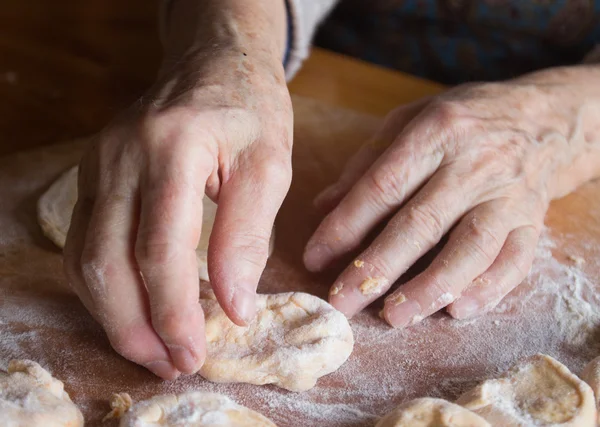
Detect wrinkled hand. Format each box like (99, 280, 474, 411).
(64, 53, 292, 379)
(304, 79, 596, 327)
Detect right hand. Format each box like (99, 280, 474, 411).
(63, 50, 292, 379)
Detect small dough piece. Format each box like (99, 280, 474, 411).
(199, 289, 354, 392)
(580, 356, 600, 424)
(37, 166, 275, 281)
(119, 391, 277, 427)
(457, 354, 596, 427)
(104, 392, 133, 421)
(375, 397, 490, 427)
(0, 359, 84, 427)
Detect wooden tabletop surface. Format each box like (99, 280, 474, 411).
(0, 0, 443, 158)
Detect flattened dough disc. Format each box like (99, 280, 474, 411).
(37, 166, 275, 281)
(457, 354, 597, 427)
(0, 359, 84, 427)
(375, 397, 490, 427)
(119, 391, 277, 427)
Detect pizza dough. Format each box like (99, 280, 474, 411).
(457, 354, 596, 426)
(37, 166, 275, 282)
(199, 288, 354, 392)
(375, 397, 490, 427)
(119, 391, 277, 426)
(580, 356, 600, 424)
(0, 359, 84, 427)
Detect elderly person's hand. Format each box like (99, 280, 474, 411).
(63, 0, 291, 379)
(304, 66, 600, 327)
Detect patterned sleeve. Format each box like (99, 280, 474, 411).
(158, 0, 339, 81)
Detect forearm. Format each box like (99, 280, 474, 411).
(160, 0, 287, 70)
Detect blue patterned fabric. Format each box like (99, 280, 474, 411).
(314, 0, 600, 84)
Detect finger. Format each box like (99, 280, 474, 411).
(82, 190, 181, 380)
(304, 113, 447, 272)
(314, 99, 430, 212)
(208, 151, 292, 326)
(328, 167, 479, 317)
(381, 201, 527, 328)
(447, 225, 540, 319)
(135, 145, 212, 375)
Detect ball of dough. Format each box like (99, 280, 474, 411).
(375, 397, 490, 427)
(581, 356, 600, 424)
(119, 391, 276, 427)
(37, 166, 275, 282)
(199, 289, 354, 392)
(457, 354, 597, 427)
(0, 359, 83, 427)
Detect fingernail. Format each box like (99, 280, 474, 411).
(144, 360, 180, 380)
(168, 345, 200, 375)
(231, 287, 256, 324)
(384, 299, 421, 328)
(448, 296, 480, 319)
(304, 243, 334, 272)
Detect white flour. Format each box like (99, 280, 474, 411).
(1, 226, 600, 427)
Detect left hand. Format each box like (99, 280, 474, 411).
(303, 71, 600, 327)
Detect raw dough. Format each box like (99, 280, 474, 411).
(580, 356, 600, 424)
(375, 397, 490, 427)
(457, 354, 596, 427)
(37, 166, 275, 281)
(199, 288, 354, 392)
(119, 391, 277, 427)
(0, 359, 84, 427)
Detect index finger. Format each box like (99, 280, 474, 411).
(208, 150, 292, 325)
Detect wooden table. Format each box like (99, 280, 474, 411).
(3, 2, 600, 427)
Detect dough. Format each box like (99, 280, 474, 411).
(580, 356, 600, 424)
(375, 398, 490, 427)
(457, 354, 596, 427)
(0, 359, 84, 427)
(199, 288, 354, 392)
(37, 166, 275, 281)
(119, 391, 277, 427)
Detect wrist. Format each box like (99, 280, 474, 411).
(513, 67, 600, 198)
(161, 0, 286, 74)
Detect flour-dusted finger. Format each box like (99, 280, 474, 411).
(303, 107, 452, 273)
(381, 201, 517, 328)
(208, 150, 292, 326)
(447, 225, 540, 319)
(328, 167, 478, 318)
(135, 142, 212, 375)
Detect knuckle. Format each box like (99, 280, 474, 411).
(367, 164, 405, 208)
(255, 157, 292, 187)
(230, 232, 271, 269)
(360, 256, 394, 281)
(405, 203, 447, 247)
(321, 214, 362, 252)
(151, 310, 188, 343)
(135, 237, 181, 270)
(463, 218, 503, 264)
